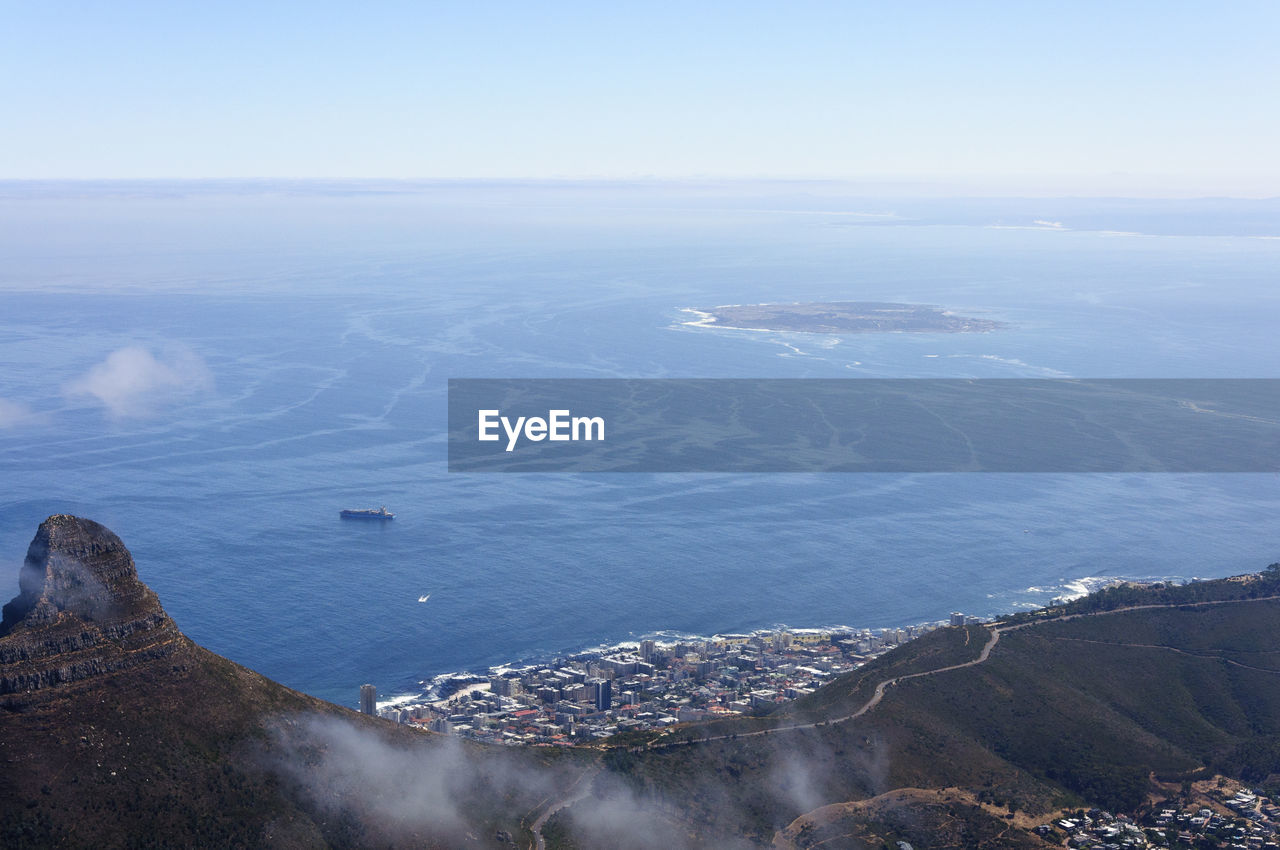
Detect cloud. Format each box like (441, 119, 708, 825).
(65, 345, 213, 418)
(0, 398, 44, 430)
(268, 714, 743, 849)
(274, 716, 469, 837)
(265, 713, 889, 847)
(552, 784, 709, 850)
(270, 714, 576, 845)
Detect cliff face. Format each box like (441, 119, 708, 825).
(0, 515, 343, 848)
(0, 516, 551, 849)
(0, 515, 186, 696)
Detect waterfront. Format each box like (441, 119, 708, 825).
(2, 184, 1278, 707)
(370, 615, 979, 744)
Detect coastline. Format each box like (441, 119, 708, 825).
(676, 303, 1004, 335)
(678, 305, 779, 334)
(373, 574, 1159, 722)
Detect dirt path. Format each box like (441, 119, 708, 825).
(538, 593, 1280, 845)
(527, 764, 599, 850)
(641, 593, 1280, 752)
(1042, 635, 1280, 674)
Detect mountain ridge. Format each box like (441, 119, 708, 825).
(0, 515, 571, 848)
(3, 515, 1279, 848)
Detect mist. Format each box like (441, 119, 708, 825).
(265, 712, 880, 848)
(64, 344, 212, 418)
(0, 397, 42, 429)
(268, 714, 597, 845)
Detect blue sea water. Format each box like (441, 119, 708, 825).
(1, 181, 1278, 707)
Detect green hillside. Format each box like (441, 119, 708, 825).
(545, 571, 1280, 847)
(6, 515, 1280, 849)
(0, 516, 584, 848)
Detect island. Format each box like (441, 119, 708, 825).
(682, 300, 1004, 334)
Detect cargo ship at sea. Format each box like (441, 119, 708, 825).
(340, 506, 394, 520)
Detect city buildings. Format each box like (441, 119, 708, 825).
(373, 621, 959, 745)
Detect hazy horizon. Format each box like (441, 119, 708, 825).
(2, 176, 1278, 202)
(5, 3, 1278, 195)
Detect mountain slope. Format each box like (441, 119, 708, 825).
(0, 515, 573, 848)
(5, 515, 1279, 849)
(558, 574, 1280, 847)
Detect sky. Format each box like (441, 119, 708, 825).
(3, 1, 1278, 194)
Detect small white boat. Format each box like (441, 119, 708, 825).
(417, 595, 430, 603)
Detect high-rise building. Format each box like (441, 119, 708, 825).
(950, 612, 965, 627)
(587, 677, 612, 712)
(596, 678, 612, 712)
(360, 683, 377, 715)
(639, 639, 656, 662)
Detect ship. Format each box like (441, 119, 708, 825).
(340, 506, 395, 520)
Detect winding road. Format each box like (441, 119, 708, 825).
(647, 594, 1280, 753)
(525, 763, 600, 850)
(527, 592, 1280, 847)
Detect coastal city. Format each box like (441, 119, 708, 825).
(362, 614, 982, 745)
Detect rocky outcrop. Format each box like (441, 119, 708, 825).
(0, 515, 187, 697)
(0, 516, 540, 849)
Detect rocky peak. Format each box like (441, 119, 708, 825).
(0, 515, 186, 697)
(2, 515, 162, 632)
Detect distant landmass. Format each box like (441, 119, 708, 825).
(682, 301, 1004, 334)
(4, 516, 1280, 847)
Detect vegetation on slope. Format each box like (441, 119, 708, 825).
(554, 568, 1280, 846)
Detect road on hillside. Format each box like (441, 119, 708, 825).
(530, 593, 1280, 846)
(526, 763, 599, 850)
(640, 593, 1280, 751)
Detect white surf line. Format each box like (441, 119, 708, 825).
(677, 306, 779, 333)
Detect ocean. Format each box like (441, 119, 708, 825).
(1, 181, 1277, 707)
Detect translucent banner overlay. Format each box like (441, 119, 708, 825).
(447, 379, 1280, 473)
